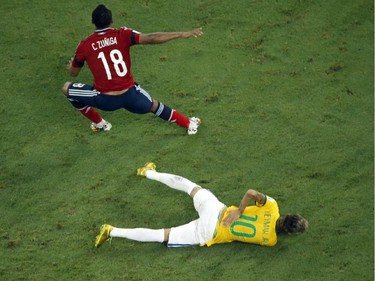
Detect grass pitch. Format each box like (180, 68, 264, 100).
(0, 0, 373, 280)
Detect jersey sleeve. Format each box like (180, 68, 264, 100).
(120, 27, 140, 45)
(257, 195, 278, 211)
(131, 31, 140, 45)
(71, 41, 85, 68)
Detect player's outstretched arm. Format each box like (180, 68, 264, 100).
(223, 189, 266, 226)
(138, 27, 203, 44)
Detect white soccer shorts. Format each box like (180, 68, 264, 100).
(167, 189, 226, 247)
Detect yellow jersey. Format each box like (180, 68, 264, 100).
(205, 195, 280, 247)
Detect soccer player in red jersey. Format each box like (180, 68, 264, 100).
(62, 4, 202, 135)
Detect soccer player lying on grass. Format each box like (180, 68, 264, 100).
(95, 163, 308, 248)
(62, 4, 201, 135)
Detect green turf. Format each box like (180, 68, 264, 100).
(0, 0, 373, 280)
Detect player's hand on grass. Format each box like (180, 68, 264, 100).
(223, 209, 242, 227)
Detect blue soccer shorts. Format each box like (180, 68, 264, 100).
(67, 83, 153, 113)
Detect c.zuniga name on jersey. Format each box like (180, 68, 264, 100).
(91, 37, 118, 51)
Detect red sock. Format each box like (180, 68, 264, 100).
(170, 110, 190, 128)
(79, 106, 102, 124)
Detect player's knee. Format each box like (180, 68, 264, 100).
(62, 82, 72, 96)
(164, 228, 171, 242)
(150, 99, 159, 113)
(190, 186, 203, 198)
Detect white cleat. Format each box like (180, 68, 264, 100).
(90, 119, 112, 132)
(187, 117, 201, 135)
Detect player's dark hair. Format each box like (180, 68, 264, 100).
(92, 4, 112, 29)
(280, 214, 308, 234)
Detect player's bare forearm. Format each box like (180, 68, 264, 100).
(66, 58, 81, 77)
(139, 28, 203, 44)
(238, 189, 265, 213)
(224, 189, 261, 227)
(68, 66, 80, 77)
(237, 190, 253, 213)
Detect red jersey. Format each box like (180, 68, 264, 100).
(72, 27, 140, 93)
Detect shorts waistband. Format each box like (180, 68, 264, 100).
(212, 206, 227, 238)
(103, 87, 130, 96)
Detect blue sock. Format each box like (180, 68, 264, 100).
(154, 102, 172, 121)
